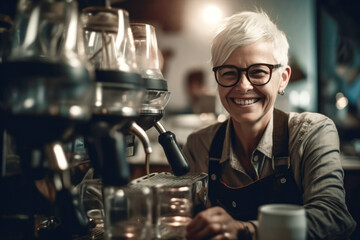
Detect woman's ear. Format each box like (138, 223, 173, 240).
(278, 65, 291, 94)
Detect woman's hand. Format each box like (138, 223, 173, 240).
(186, 206, 250, 239)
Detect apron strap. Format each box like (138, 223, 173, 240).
(209, 120, 228, 161)
(272, 109, 290, 174)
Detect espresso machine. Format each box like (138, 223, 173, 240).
(0, 0, 95, 238)
(130, 23, 190, 176)
(78, 12, 201, 239)
(0, 1, 201, 238)
(128, 23, 208, 239)
(79, 5, 148, 186)
(79, 6, 156, 239)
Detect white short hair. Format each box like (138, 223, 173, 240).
(211, 11, 289, 67)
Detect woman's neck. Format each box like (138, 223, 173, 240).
(231, 117, 270, 157)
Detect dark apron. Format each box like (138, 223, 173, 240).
(208, 109, 303, 221)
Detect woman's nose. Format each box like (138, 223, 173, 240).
(234, 72, 253, 92)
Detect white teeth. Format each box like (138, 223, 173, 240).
(234, 99, 257, 105)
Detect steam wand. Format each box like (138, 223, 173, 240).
(130, 122, 152, 177)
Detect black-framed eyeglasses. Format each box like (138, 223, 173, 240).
(212, 63, 282, 87)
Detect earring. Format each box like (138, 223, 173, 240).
(279, 90, 285, 95)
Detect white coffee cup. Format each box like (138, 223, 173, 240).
(258, 204, 307, 240)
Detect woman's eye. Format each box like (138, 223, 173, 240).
(249, 69, 268, 78)
(220, 69, 237, 78)
(223, 71, 236, 76)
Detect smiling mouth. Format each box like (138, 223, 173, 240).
(232, 98, 260, 105)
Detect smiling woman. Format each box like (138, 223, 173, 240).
(215, 40, 290, 129)
(183, 10, 356, 240)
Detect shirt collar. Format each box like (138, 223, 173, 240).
(219, 115, 274, 164)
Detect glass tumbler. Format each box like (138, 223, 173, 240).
(155, 185, 193, 240)
(104, 186, 153, 240)
(79, 178, 104, 226)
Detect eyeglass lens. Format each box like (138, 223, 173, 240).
(215, 64, 272, 86)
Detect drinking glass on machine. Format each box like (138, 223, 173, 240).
(155, 185, 193, 240)
(79, 178, 104, 226)
(258, 204, 307, 240)
(103, 186, 153, 240)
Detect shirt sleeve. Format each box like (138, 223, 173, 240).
(182, 129, 211, 174)
(183, 133, 199, 173)
(294, 114, 356, 239)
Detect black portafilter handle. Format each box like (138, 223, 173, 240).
(155, 122, 190, 176)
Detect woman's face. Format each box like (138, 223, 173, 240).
(217, 40, 290, 127)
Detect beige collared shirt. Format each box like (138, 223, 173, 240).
(183, 111, 356, 240)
